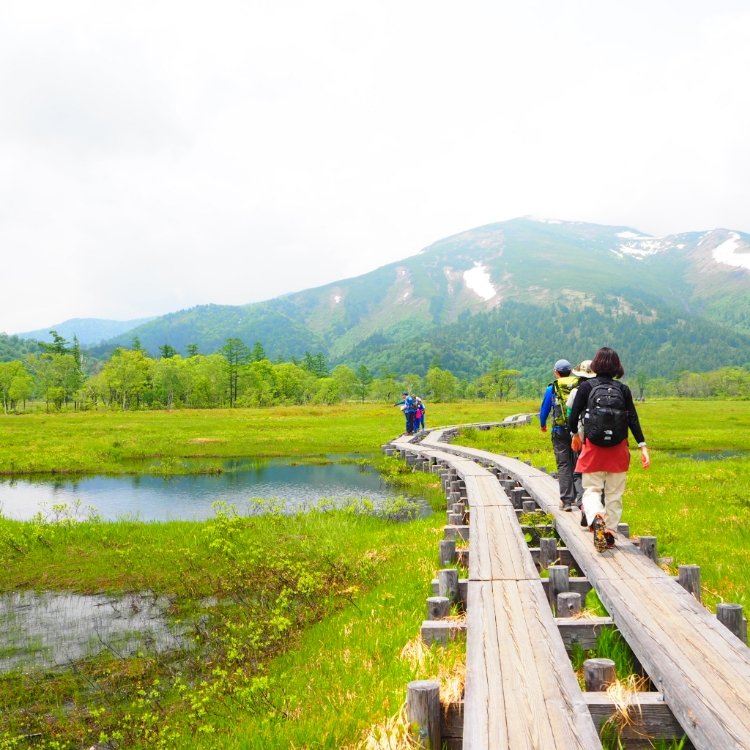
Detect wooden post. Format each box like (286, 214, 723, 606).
(557, 591, 582, 617)
(448, 512, 463, 526)
(406, 680, 441, 750)
(438, 568, 459, 603)
(539, 537, 558, 571)
(452, 502, 465, 516)
(510, 487, 525, 508)
(677, 564, 702, 603)
(522, 500, 536, 514)
(616, 522, 630, 538)
(426, 596, 451, 620)
(639, 535, 657, 563)
(717, 603, 748, 644)
(548, 565, 570, 612)
(584, 658, 616, 691)
(439, 539, 456, 566)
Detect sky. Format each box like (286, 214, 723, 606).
(2, 1, 749, 334)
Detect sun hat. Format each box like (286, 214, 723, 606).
(554, 359, 572, 373)
(572, 359, 596, 378)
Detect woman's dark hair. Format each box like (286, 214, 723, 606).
(591, 346, 625, 379)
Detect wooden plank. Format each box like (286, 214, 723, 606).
(595, 576, 750, 749)
(585, 692, 691, 745)
(555, 616, 615, 651)
(463, 581, 511, 749)
(513, 580, 602, 747)
(463, 580, 602, 748)
(469, 504, 537, 581)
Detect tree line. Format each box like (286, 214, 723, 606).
(0, 331, 747, 413)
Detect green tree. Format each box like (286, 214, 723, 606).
(354, 365, 373, 402)
(222, 338, 251, 408)
(425, 367, 458, 402)
(251, 341, 267, 362)
(102, 349, 154, 409)
(0, 361, 32, 413)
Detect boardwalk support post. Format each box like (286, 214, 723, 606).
(426, 596, 451, 620)
(557, 591, 582, 616)
(584, 658, 616, 691)
(439, 539, 456, 566)
(639, 535, 657, 563)
(548, 565, 570, 613)
(677, 564, 702, 602)
(539, 537, 558, 571)
(406, 679, 441, 750)
(438, 568, 459, 603)
(717, 603, 748, 644)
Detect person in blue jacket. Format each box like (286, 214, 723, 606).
(394, 391, 417, 434)
(539, 358, 581, 510)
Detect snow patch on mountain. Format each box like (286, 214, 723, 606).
(463, 264, 496, 301)
(611, 235, 673, 260)
(711, 232, 750, 270)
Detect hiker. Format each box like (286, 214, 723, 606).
(393, 391, 417, 435)
(414, 397, 426, 432)
(568, 347, 650, 553)
(539, 359, 580, 511)
(568, 359, 597, 525)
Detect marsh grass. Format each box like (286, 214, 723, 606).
(0, 401, 538, 476)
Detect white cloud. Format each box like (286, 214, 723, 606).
(1, 1, 749, 333)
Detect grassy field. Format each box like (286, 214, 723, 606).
(0, 401, 535, 475)
(0, 399, 748, 748)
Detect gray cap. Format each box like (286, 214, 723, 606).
(554, 359, 572, 373)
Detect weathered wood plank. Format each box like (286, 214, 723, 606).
(595, 576, 750, 749)
(469, 504, 537, 581)
(463, 580, 601, 749)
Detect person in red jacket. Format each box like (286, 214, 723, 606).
(568, 347, 650, 552)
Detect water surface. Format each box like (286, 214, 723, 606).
(0, 458, 403, 521)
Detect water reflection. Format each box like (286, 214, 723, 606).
(0, 458, 410, 521)
(0, 591, 189, 672)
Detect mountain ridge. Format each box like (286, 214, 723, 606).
(14, 217, 750, 379)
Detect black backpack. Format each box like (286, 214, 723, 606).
(583, 380, 629, 446)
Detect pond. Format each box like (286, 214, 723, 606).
(0, 457, 415, 522)
(0, 590, 191, 672)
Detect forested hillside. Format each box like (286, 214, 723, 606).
(15, 218, 750, 380)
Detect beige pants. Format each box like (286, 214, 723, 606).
(581, 471, 628, 529)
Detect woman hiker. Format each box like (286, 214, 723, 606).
(568, 347, 650, 552)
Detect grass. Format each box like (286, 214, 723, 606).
(0, 401, 538, 475)
(1, 398, 748, 748)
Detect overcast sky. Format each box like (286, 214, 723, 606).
(2, 1, 749, 334)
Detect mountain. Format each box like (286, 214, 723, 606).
(17, 317, 156, 347)
(82, 218, 750, 379)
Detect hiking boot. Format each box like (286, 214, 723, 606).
(562, 503, 573, 512)
(592, 514, 607, 553)
(605, 530, 615, 549)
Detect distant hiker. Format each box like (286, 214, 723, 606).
(568, 359, 597, 524)
(568, 347, 650, 553)
(394, 391, 417, 434)
(414, 397, 426, 432)
(539, 359, 580, 511)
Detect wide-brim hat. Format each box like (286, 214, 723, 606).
(572, 359, 596, 378)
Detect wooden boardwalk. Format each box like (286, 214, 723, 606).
(391, 431, 602, 749)
(390, 420, 750, 749)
